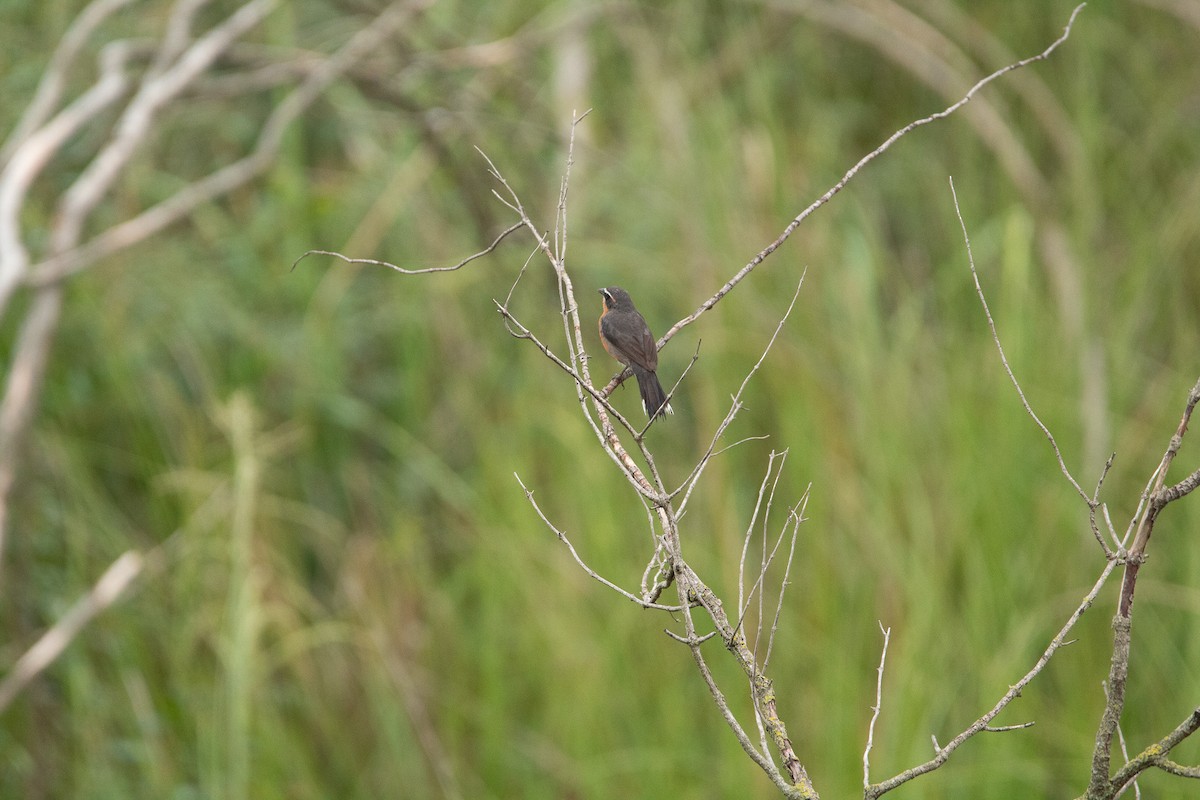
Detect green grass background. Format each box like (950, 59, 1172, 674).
(2, 1, 1199, 797)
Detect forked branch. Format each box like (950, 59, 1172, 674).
(950, 174, 1200, 800)
(1086, 376, 1200, 800)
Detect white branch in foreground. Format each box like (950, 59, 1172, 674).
(0, 551, 144, 713)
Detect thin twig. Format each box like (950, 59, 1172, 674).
(863, 622, 892, 790)
(950, 176, 1093, 505)
(500, 244, 541, 325)
(1120, 461, 1164, 550)
(1108, 707, 1200, 796)
(1152, 757, 1200, 780)
(763, 493, 807, 671)
(292, 222, 523, 274)
(869, 559, 1117, 797)
(664, 629, 717, 646)
(641, 4, 1088, 366)
(553, 108, 590, 277)
(1112, 700, 1139, 800)
(737, 461, 791, 645)
(675, 273, 806, 516)
(514, 473, 682, 612)
(640, 538, 669, 599)
(739, 451, 786, 613)
(1090, 453, 1119, 552)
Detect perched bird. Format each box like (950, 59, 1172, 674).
(598, 286, 674, 421)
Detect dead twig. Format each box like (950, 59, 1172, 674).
(950, 177, 1100, 520)
(291, 222, 523, 274)
(1087, 376, 1200, 798)
(868, 560, 1117, 798)
(0, 551, 145, 712)
(514, 473, 682, 612)
(674, 274, 806, 516)
(1105, 707, 1200, 797)
(863, 622, 892, 791)
(642, 4, 1088, 364)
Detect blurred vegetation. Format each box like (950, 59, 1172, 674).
(2, 0, 1199, 798)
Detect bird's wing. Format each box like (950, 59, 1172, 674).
(602, 312, 658, 371)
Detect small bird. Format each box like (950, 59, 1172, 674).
(598, 286, 674, 421)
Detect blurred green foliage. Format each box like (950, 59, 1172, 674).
(2, 1, 1199, 798)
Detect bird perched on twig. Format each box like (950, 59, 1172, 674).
(598, 286, 674, 422)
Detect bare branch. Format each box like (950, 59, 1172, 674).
(514, 473, 682, 612)
(1153, 758, 1200, 780)
(1110, 684, 1139, 800)
(739, 450, 788, 613)
(54, 0, 280, 254)
(0, 41, 133, 316)
(0, 0, 135, 162)
(0, 551, 144, 712)
(552, 108, 591, 274)
(869, 559, 1118, 798)
(677, 564, 817, 797)
(1090, 453, 1120, 551)
(1107, 707, 1200, 796)
(640, 538, 670, 599)
(475, 147, 556, 266)
(1120, 460, 1164, 550)
(675, 274, 806, 516)
(763, 495, 807, 671)
(949, 176, 1095, 507)
(502, 243, 540, 312)
(736, 463, 792, 644)
(1158, 465, 1200, 506)
(863, 622, 892, 790)
(679, 622, 792, 795)
(28, 0, 433, 288)
(664, 629, 717, 646)
(292, 222, 523, 274)
(1090, 375, 1200, 796)
(648, 4, 1087, 358)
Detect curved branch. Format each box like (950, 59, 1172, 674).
(869, 559, 1117, 798)
(514, 474, 682, 612)
(292, 222, 522, 274)
(644, 3, 1086, 362)
(1107, 707, 1200, 797)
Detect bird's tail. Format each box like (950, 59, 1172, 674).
(633, 366, 674, 421)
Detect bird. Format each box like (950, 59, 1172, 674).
(598, 286, 674, 421)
